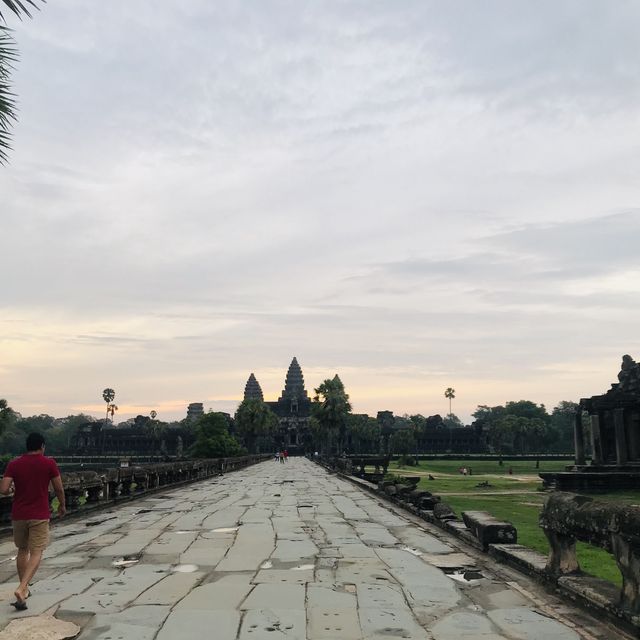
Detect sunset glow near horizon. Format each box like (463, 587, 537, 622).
(2, 2, 640, 424)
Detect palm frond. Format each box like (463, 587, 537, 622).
(0, 0, 44, 22)
(0, 25, 18, 164)
(0, 1, 44, 163)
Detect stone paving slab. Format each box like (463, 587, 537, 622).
(156, 609, 240, 640)
(134, 571, 204, 605)
(239, 608, 306, 639)
(241, 584, 305, 610)
(0, 458, 629, 639)
(80, 605, 170, 640)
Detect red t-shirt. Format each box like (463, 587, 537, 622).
(4, 454, 60, 520)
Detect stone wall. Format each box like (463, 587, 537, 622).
(0, 455, 270, 526)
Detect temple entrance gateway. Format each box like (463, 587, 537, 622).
(243, 357, 312, 454)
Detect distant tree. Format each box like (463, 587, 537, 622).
(472, 405, 506, 434)
(390, 427, 416, 464)
(425, 414, 444, 429)
(486, 414, 515, 460)
(190, 412, 245, 458)
(408, 414, 427, 430)
(504, 400, 550, 424)
(442, 413, 464, 429)
(549, 401, 578, 453)
(234, 399, 278, 453)
(0, 398, 16, 436)
(346, 414, 380, 454)
(17, 413, 55, 432)
(47, 414, 95, 453)
(480, 406, 549, 460)
(312, 375, 352, 454)
(444, 387, 455, 415)
(0, 0, 44, 163)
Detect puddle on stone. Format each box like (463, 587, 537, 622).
(172, 564, 199, 573)
(112, 554, 141, 568)
(212, 527, 239, 533)
(401, 546, 422, 556)
(260, 561, 273, 569)
(291, 564, 314, 571)
(444, 568, 484, 583)
(173, 531, 191, 535)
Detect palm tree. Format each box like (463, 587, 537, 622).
(444, 387, 455, 416)
(102, 388, 115, 424)
(234, 399, 278, 453)
(312, 375, 352, 454)
(0, 0, 43, 164)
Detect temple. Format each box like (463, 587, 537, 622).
(244, 373, 264, 401)
(541, 354, 640, 492)
(243, 357, 311, 453)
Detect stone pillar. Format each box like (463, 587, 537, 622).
(574, 410, 586, 466)
(614, 408, 628, 465)
(590, 413, 604, 465)
(629, 412, 640, 461)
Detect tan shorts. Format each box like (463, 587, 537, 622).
(12, 520, 49, 550)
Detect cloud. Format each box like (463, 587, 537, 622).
(2, 1, 640, 421)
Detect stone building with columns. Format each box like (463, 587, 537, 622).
(541, 355, 640, 492)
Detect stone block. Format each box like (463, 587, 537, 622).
(418, 495, 441, 510)
(433, 502, 456, 521)
(462, 511, 517, 548)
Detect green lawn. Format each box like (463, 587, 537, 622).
(391, 458, 571, 475)
(386, 458, 627, 586)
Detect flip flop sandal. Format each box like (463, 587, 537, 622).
(10, 600, 28, 611)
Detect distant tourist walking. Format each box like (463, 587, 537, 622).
(280, 451, 285, 464)
(284, 449, 289, 462)
(0, 433, 66, 610)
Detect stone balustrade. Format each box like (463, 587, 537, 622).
(0, 455, 269, 526)
(540, 492, 640, 614)
(315, 453, 390, 483)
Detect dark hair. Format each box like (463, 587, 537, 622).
(26, 432, 45, 452)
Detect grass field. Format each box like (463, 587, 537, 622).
(388, 458, 640, 586)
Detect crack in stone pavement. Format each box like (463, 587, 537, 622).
(0, 458, 632, 639)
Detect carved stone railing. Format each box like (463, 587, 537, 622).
(315, 454, 391, 483)
(0, 455, 270, 526)
(540, 492, 640, 614)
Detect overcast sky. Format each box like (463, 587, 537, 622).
(2, 0, 640, 423)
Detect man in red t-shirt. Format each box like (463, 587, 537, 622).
(0, 432, 66, 609)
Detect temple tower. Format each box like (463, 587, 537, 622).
(278, 357, 309, 403)
(244, 373, 264, 402)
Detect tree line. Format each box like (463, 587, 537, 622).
(0, 387, 579, 462)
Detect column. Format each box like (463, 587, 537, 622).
(629, 412, 640, 461)
(614, 407, 628, 465)
(590, 413, 604, 465)
(574, 410, 586, 466)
